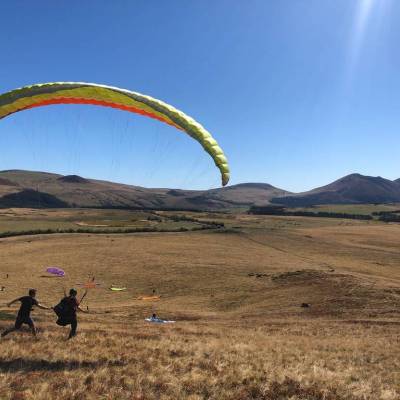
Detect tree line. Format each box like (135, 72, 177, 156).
(248, 205, 373, 220)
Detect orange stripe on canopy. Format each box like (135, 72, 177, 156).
(0, 82, 230, 185)
(21, 97, 183, 131)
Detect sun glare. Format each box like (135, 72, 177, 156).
(347, 0, 392, 80)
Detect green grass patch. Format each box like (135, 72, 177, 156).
(0, 311, 14, 321)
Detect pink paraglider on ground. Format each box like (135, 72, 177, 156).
(46, 267, 65, 277)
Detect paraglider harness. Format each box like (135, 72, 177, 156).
(53, 292, 85, 326)
(54, 298, 74, 326)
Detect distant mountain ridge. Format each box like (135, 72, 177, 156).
(0, 170, 399, 209)
(58, 175, 89, 184)
(272, 174, 400, 206)
(0, 170, 289, 210)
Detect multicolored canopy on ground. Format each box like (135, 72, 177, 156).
(0, 82, 230, 186)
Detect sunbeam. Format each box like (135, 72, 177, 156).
(347, 0, 392, 81)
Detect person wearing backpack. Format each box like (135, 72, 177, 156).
(54, 288, 88, 339)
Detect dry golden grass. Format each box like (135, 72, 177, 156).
(0, 320, 399, 400)
(0, 211, 399, 399)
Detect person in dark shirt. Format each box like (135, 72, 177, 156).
(55, 288, 88, 339)
(1, 289, 50, 337)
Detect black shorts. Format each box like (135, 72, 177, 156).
(15, 316, 34, 329)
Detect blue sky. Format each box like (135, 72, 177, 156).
(0, 1, 399, 191)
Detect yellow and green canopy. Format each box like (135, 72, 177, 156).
(0, 82, 230, 186)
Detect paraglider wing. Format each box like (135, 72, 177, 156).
(145, 317, 175, 324)
(0, 82, 230, 186)
(137, 296, 161, 301)
(46, 267, 65, 277)
(77, 282, 100, 289)
(110, 286, 126, 291)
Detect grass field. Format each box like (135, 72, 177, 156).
(0, 209, 220, 237)
(0, 209, 399, 399)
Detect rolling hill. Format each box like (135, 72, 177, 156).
(0, 170, 289, 210)
(272, 173, 400, 206)
(1, 170, 400, 209)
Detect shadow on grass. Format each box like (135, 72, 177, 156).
(0, 358, 126, 372)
